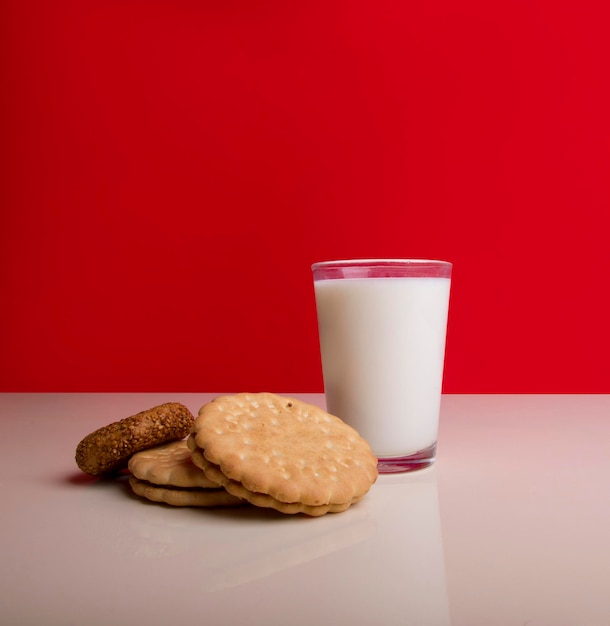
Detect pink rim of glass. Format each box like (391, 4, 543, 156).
(312, 259, 452, 281)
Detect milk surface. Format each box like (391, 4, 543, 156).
(314, 277, 451, 457)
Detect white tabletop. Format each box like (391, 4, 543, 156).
(1, 393, 609, 626)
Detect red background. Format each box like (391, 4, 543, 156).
(2, 0, 609, 393)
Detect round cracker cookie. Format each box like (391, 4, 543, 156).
(189, 443, 361, 516)
(128, 476, 245, 507)
(75, 403, 194, 476)
(190, 393, 378, 515)
(128, 440, 218, 489)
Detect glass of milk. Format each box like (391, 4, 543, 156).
(312, 259, 452, 473)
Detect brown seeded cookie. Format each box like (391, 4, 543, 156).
(75, 403, 195, 476)
(189, 393, 378, 516)
(128, 440, 245, 507)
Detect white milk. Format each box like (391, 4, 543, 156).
(314, 277, 451, 458)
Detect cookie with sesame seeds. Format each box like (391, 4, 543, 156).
(75, 403, 195, 476)
(128, 440, 246, 507)
(188, 393, 378, 516)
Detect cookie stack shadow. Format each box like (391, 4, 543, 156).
(76, 393, 379, 517)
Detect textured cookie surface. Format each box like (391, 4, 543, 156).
(75, 403, 194, 476)
(128, 476, 245, 507)
(128, 440, 218, 488)
(189, 442, 361, 516)
(191, 393, 378, 514)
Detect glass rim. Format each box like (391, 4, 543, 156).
(312, 258, 452, 270)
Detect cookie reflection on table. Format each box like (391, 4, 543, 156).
(200, 506, 377, 592)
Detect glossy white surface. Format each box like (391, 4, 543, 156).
(1, 394, 609, 626)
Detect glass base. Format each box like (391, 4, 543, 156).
(377, 442, 436, 474)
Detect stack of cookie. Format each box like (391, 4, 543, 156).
(128, 440, 246, 508)
(76, 393, 378, 516)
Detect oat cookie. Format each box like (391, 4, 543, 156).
(75, 403, 194, 476)
(128, 440, 245, 507)
(189, 393, 378, 516)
